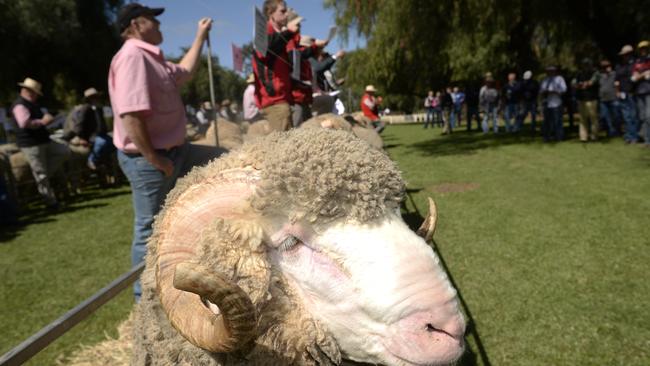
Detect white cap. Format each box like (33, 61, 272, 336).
(523, 71, 532, 80)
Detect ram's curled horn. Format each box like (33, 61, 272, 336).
(173, 262, 257, 352)
(416, 197, 438, 242)
(154, 167, 261, 354)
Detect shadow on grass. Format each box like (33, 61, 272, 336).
(391, 123, 625, 157)
(401, 189, 492, 366)
(407, 128, 541, 157)
(0, 185, 131, 242)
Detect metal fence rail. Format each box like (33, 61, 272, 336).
(0, 262, 145, 366)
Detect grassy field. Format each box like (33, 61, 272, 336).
(1, 124, 649, 365)
(0, 186, 134, 365)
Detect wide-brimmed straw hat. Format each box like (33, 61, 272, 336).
(83, 87, 101, 99)
(619, 45, 634, 55)
(17, 77, 43, 96)
(638, 40, 649, 49)
(365, 85, 377, 93)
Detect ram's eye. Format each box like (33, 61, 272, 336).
(279, 236, 299, 252)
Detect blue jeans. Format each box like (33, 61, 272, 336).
(482, 105, 498, 133)
(617, 97, 638, 142)
(118, 143, 225, 300)
(450, 106, 462, 128)
(637, 94, 650, 145)
(599, 100, 620, 137)
(543, 106, 564, 141)
(424, 107, 435, 128)
(433, 107, 443, 127)
(88, 133, 115, 165)
(517, 101, 537, 134)
(504, 103, 518, 132)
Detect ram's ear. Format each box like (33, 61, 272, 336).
(152, 166, 266, 353)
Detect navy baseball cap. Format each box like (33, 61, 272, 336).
(117, 3, 164, 32)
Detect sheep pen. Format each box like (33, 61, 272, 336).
(69, 128, 465, 366)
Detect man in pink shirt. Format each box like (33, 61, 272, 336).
(11, 77, 70, 209)
(109, 3, 223, 300)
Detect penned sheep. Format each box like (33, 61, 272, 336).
(134, 128, 465, 365)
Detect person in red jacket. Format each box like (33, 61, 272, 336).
(361, 85, 385, 133)
(252, 0, 300, 132)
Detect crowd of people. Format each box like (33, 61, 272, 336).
(422, 42, 650, 146)
(248, 2, 348, 131)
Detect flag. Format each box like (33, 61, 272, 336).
(232, 43, 243, 73)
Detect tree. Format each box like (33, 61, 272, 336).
(173, 53, 246, 109)
(0, 0, 124, 109)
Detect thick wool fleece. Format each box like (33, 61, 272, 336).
(134, 128, 406, 365)
(166, 128, 404, 225)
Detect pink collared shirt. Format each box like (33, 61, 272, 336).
(108, 38, 190, 152)
(12, 104, 45, 129)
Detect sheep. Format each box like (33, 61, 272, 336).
(133, 128, 465, 366)
(300, 113, 383, 150)
(192, 118, 244, 150)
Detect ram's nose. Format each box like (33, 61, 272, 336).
(384, 311, 466, 365)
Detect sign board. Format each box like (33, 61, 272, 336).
(254, 7, 268, 57)
(326, 26, 337, 43)
(232, 43, 243, 72)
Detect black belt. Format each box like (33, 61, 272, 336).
(122, 145, 180, 158)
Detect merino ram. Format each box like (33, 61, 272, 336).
(134, 128, 465, 365)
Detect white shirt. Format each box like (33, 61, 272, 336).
(196, 109, 210, 125)
(243, 84, 259, 120)
(540, 75, 567, 108)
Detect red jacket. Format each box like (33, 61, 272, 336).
(253, 22, 298, 109)
(291, 44, 318, 105)
(361, 93, 380, 120)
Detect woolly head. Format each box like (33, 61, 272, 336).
(150, 128, 465, 365)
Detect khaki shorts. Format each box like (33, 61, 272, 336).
(261, 103, 292, 132)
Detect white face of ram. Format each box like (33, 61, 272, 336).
(269, 213, 466, 366)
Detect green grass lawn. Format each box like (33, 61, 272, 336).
(0, 186, 134, 365)
(386, 124, 650, 365)
(1, 124, 649, 365)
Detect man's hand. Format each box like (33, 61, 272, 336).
(149, 154, 174, 177)
(41, 113, 54, 125)
(197, 17, 212, 42)
(335, 50, 345, 59)
(287, 19, 300, 33)
(314, 39, 328, 48)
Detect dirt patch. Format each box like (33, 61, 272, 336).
(429, 182, 480, 194)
